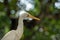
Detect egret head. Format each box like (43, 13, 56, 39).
(16, 10, 40, 20)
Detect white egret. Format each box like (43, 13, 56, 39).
(1, 10, 40, 40)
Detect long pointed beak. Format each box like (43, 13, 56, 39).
(28, 14, 40, 21)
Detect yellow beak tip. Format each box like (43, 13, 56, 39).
(37, 19, 40, 21)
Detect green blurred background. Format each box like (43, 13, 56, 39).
(0, 0, 60, 40)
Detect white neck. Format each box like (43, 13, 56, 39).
(16, 17, 23, 39)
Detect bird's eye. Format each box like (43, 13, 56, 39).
(27, 14, 29, 17)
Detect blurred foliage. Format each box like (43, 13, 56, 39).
(0, 0, 60, 40)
